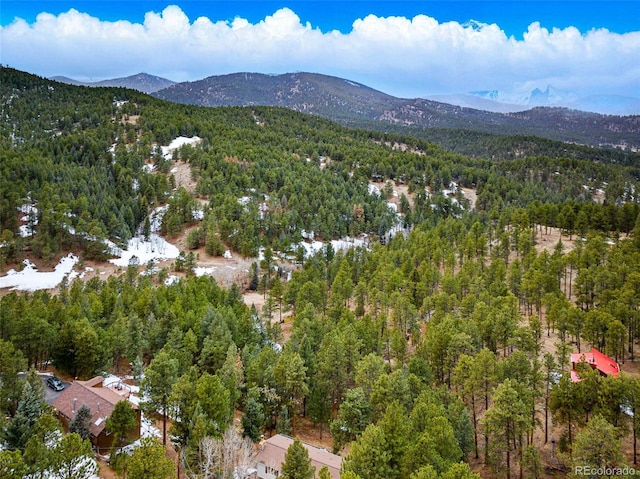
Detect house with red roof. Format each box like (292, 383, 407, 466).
(52, 376, 140, 453)
(570, 347, 621, 382)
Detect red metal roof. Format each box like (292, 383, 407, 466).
(570, 347, 620, 381)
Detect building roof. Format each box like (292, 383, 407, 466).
(570, 347, 621, 381)
(52, 376, 137, 438)
(255, 434, 342, 479)
(570, 369, 581, 382)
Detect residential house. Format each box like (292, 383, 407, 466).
(253, 434, 342, 479)
(52, 376, 140, 453)
(570, 347, 621, 382)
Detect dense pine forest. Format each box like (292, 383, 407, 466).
(1, 66, 640, 479)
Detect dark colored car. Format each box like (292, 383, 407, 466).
(46, 376, 65, 391)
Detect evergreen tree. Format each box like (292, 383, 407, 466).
(623, 374, 640, 465)
(307, 380, 331, 440)
(379, 401, 410, 479)
(318, 465, 331, 479)
(550, 373, 583, 448)
(276, 405, 292, 436)
(141, 348, 179, 445)
(249, 262, 260, 291)
(343, 424, 392, 479)
(49, 433, 98, 479)
(69, 404, 92, 441)
(0, 450, 27, 479)
(0, 340, 27, 417)
(241, 391, 265, 442)
(281, 437, 315, 479)
(409, 465, 439, 479)
(340, 473, 362, 479)
(127, 437, 174, 479)
(440, 462, 481, 479)
(329, 387, 371, 453)
(570, 414, 625, 478)
(105, 400, 138, 450)
(273, 349, 308, 435)
(22, 412, 62, 474)
(3, 379, 46, 450)
(220, 343, 244, 410)
(483, 379, 530, 479)
(522, 445, 543, 479)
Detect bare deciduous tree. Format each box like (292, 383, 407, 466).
(193, 428, 255, 479)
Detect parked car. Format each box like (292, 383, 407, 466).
(47, 376, 65, 391)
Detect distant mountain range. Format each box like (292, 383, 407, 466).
(461, 86, 640, 116)
(149, 72, 639, 150)
(50, 73, 175, 94)
(51, 71, 640, 151)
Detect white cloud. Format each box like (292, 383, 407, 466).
(1, 6, 638, 99)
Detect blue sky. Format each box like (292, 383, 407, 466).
(2, 1, 639, 36)
(1, 1, 639, 105)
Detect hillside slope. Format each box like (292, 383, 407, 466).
(3, 65, 639, 271)
(50, 72, 175, 93)
(152, 72, 640, 151)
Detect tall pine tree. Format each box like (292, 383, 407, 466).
(280, 438, 315, 479)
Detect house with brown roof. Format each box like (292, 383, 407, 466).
(52, 376, 140, 453)
(253, 434, 342, 479)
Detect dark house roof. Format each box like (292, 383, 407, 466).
(52, 376, 137, 438)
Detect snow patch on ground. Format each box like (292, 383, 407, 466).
(0, 254, 79, 291)
(161, 136, 201, 159)
(68, 266, 95, 281)
(26, 456, 99, 479)
(18, 203, 38, 237)
(290, 236, 371, 258)
(331, 236, 368, 251)
(108, 235, 180, 267)
(21, 426, 98, 479)
(107, 205, 181, 267)
(296, 240, 326, 257)
(149, 206, 167, 233)
(19, 224, 35, 238)
(195, 266, 217, 276)
(368, 184, 380, 196)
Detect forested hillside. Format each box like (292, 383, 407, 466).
(362, 124, 640, 165)
(152, 71, 640, 154)
(1, 66, 640, 479)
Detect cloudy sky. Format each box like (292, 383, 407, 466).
(1, 1, 639, 101)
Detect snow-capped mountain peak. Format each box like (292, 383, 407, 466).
(463, 19, 491, 31)
(526, 85, 577, 106)
(465, 85, 639, 115)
